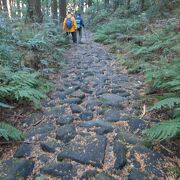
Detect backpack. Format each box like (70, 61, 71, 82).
(66, 18, 73, 29)
(75, 16, 81, 29)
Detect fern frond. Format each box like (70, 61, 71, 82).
(0, 122, 24, 141)
(143, 118, 180, 141)
(150, 98, 180, 111)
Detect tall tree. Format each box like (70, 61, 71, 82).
(141, 0, 145, 10)
(79, 0, 84, 12)
(51, 0, 58, 20)
(96, 0, 99, 11)
(104, 0, 109, 9)
(87, 0, 92, 7)
(26, 0, 34, 22)
(16, 0, 21, 16)
(59, 0, 66, 23)
(2, 0, 8, 11)
(127, 0, 131, 9)
(0, 0, 2, 10)
(34, 0, 43, 23)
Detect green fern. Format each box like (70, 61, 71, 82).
(149, 97, 180, 111)
(143, 118, 180, 141)
(0, 122, 24, 141)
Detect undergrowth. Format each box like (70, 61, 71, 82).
(0, 14, 68, 141)
(90, 1, 180, 143)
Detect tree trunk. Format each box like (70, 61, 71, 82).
(2, 0, 8, 11)
(26, 0, 34, 22)
(16, 0, 21, 16)
(104, 0, 109, 9)
(127, 0, 131, 9)
(113, 0, 120, 10)
(141, 0, 145, 10)
(79, 0, 84, 12)
(34, 0, 43, 23)
(96, 0, 99, 11)
(51, 0, 57, 20)
(87, 0, 92, 7)
(0, 0, 3, 10)
(59, 0, 66, 23)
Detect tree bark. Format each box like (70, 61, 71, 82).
(0, 0, 2, 10)
(96, 0, 99, 11)
(113, 0, 120, 11)
(51, 0, 57, 20)
(141, 0, 145, 10)
(127, 0, 131, 9)
(34, 0, 43, 23)
(79, 0, 84, 12)
(104, 0, 109, 9)
(2, 0, 8, 11)
(26, 0, 34, 22)
(59, 0, 66, 23)
(87, 0, 92, 7)
(16, 0, 21, 16)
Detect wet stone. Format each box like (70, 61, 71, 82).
(95, 172, 115, 180)
(14, 144, 32, 158)
(56, 125, 76, 143)
(0, 159, 34, 180)
(53, 91, 66, 100)
(57, 134, 107, 167)
(128, 118, 147, 133)
(79, 111, 93, 121)
(80, 170, 98, 180)
(115, 129, 140, 145)
(111, 89, 130, 97)
(70, 89, 85, 99)
(40, 142, 56, 153)
(96, 88, 107, 96)
(63, 98, 82, 104)
(41, 162, 76, 179)
(79, 120, 114, 135)
(37, 154, 49, 164)
(42, 100, 56, 107)
(44, 106, 66, 118)
(26, 123, 54, 141)
(86, 100, 102, 111)
(56, 115, 74, 126)
(130, 145, 165, 177)
(113, 142, 126, 170)
(103, 109, 121, 122)
(128, 169, 149, 180)
(70, 104, 83, 113)
(100, 94, 124, 108)
(112, 75, 128, 83)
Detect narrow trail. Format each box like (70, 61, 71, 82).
(0, 33, 173, 179)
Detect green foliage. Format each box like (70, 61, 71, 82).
(0, 14, 68, 108)
(0, 66, 52, 107)
(150, 98, 180, 111)
(0, 122, 24, 141)
(143, 118, 180, 141)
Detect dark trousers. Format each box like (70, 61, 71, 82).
(77, 28, 82, 42)
(66, 32, 77, 43)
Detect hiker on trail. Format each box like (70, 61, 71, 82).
(63, 11, 77, 43)
(75, 13, 85, 43)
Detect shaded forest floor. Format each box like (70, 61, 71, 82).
(0, 32, 179, 179)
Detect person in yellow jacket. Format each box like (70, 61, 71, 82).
(63, 12, 77, 43)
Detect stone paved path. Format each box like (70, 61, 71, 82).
(0, 34, 172, 179)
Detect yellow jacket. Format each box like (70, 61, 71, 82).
(63, 14, 77, 32)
